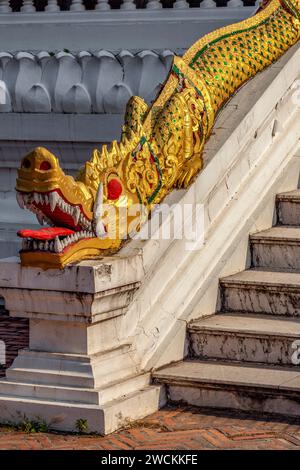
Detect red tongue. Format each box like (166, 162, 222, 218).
(17, 227, 75, 241)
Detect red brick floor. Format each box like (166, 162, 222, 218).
(0, 406, 300, 450)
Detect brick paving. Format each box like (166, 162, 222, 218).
(0, 406, 300, 450)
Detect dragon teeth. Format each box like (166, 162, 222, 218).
(25, 230, 96, 253)
(36, 212, 45, 226)
(49, 192, 59, 212)
(23, 194, 31, 205)
(33, 192, 41, 204)
(16, 193, 25, 209)
(20, 190, 93, 234)
(54, 236, 63, 253)
(22, 239, 29, 250)
(73, 207, 81, 226)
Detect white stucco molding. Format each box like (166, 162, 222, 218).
(0, 49, 174, 114)
(0, 8, 256, 53)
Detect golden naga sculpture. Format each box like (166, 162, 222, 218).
(16, 0, 300, 269)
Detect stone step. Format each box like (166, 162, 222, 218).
(188, 313, 300, 366)
(5, 345, 137, 389)
(250, 226, 300, 270)
(0, 384, 165, 434)
(0, 380, 99, 405)
(277, 190, 300, 226)
(153, 360, 300, 417)
(6, 367, 95, 388)
(220, 269, 300, 316)
(0, 373, 151, 406)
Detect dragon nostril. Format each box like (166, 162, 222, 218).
(22, 158, 31, 169)
(40, 161, 52, 171)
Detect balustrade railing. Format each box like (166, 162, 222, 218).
(0, 0, 257, 13)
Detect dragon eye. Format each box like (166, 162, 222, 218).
(22, 158, 31, 169)
(107, 178, 122, 200)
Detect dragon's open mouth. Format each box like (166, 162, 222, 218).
(15, 147, 121, 269)
(17, 189, 95, 256)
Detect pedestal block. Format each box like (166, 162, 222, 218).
(0, 256, 165, 434)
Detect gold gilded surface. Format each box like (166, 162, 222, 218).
(16, 0, 300, 268)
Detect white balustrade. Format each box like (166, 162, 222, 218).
(227, 0, 244, 7)
(0, 0, 253, 12)
(95, 0, 111, 10)
(173, 0, 190, 9)
(20, 0, 36, 12)
(45, 0, 60, 12)
(121, 0, 136, 10)
(0, 49, 175, 114)
(200, 0, 216, 8)
(146, 0, 162, 9)
(70, 0, 85, 11)
(0, 1, 11, 12)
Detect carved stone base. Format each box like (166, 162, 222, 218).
(0, 256, 166, 434)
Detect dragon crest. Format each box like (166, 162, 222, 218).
(16, 0, 300, 269)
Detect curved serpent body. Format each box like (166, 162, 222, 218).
(16, 0, 300, 269)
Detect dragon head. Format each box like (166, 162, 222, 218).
(15, 145, 142, 269)
(15, 93, 164, 269)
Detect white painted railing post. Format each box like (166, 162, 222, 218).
(146, 0, 162, 9)
(121, 0, 137, 10)
(173, 0, 190, 8)
(70, 0, 85, 11)
(45, 1, 60, 12)
(200, 0, 215, 8)
(0, 0, 257, 13)
(20, 1, 36, 12)
(95, 0, 111, 10)
(227, 0, 243, 7)
(0, 1, 11, 12)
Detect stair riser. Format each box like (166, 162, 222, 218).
(0, 382, 99, 405)
(251, 242, 300, 270)
(189, 331, 299, 366)
(221, 285, 300, 316)
(165, 384, 300, 417)
(0, 385, 165, 435)
(6, 370, 95, 388)
(277, 200, 300, 226)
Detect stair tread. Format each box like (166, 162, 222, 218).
(154, 360, 300, 392)
(0, 380, 96, 392)
(7, 368, 92, 377)
(0, 385, 158, 409)
(221, 269, 300, 287)
(0, 371, 149, 393)
(189, 313, 300, 337)
(251, 226, 300, 242)
(277, 189, 300, 201)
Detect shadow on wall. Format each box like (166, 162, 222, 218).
(0, 296, 29, 378)
(0, 297, 5, 313)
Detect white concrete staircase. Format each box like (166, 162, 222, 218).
(154, 190, 300, 417)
